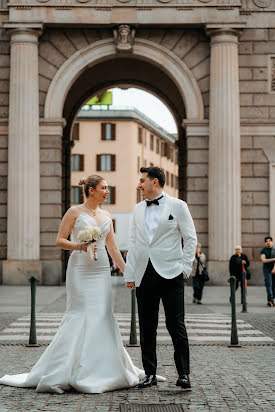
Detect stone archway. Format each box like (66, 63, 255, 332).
(44, 38, 204, 121)
(41, 37, 204, 283)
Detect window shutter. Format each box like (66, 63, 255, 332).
(78, 187, 83, 204)
(111, 186, 116, 204)
(79, 155, 84, 171)
(97, 154, 101, 171)
(111, 154, 116, 171)
(101, 123, 106, 140)
(72, 123, 79, 140)
(111, 124, 116, 140)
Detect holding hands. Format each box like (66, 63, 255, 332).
(126, 282, 136, 290)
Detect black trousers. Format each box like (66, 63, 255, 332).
(192, 275, 205, 301)
(136, 260, 190, 376)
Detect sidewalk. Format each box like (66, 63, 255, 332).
(0, 280, 274, 411)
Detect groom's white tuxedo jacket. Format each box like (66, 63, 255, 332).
(124, 193, 197, 287)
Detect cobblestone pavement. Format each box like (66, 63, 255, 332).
(0, 282, 275, 411)
(0, 345, 274, 412)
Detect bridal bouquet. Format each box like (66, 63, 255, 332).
(77, 226, 102, 261)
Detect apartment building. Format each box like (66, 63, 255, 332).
(71, 107, 178, 250)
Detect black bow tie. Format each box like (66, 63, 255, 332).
(146, 195, 164, 207)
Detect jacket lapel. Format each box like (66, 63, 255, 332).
(137, 201, 149, 242)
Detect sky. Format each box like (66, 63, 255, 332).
(110, 88, 177, 134)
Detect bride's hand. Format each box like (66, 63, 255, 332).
(80, 243, 98, 253)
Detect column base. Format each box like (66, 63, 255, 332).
(2, 260, 42, 285)
(207, 261, 230, 285)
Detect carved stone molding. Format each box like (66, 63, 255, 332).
(253, 0, 271, 7)
(113, 24, 135, 52)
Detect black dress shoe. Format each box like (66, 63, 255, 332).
(176, 375, 191, 389)
(138, 375, 157, 388)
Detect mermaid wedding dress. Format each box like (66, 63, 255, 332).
(0, 213, 148, 393)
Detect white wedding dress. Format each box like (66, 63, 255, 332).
(0, 213, 148, 393)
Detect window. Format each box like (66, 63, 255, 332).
(97, 154, 116, 171)
(71, 186, 82, 204)
(150, 134, 154, 151)
(166, 144, 170, 159)
(137, 156, 140, 173)
(71, 154, 84, 171)
(72, 123, 79, 140)
(144, 131, 147, 147)
(101, 123, 116, 140)
(138, 127, 143, 144)
(166, 171, 170, 186)
(137, 188, 141, 203)
(112, 219, 116, 232)
(175, 176, 179, 189)
(156, 139, 159, 154)
(144, 159, 147, 167)
(170, 149, 174, 163)
(161, 142, 165, 157)
(171, 173, 174, 188)
(106, 186, 116, 204)
(150, 162, 153, 167)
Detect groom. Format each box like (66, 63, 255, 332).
(124, 167, 197, 389)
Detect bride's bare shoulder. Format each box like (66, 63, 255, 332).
(64, 205, 84, 219)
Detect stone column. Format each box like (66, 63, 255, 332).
(3, 26, 42, 285)
(207, 28, 241, 280)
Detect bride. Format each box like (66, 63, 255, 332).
(0, 175, 151, 393)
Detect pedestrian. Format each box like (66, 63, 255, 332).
(260, 236, 275, 307)
(124, 166, 197, 389)
(192, 243, 207, 304)
(229, 246, 250, 302)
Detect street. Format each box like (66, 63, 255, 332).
(0, 279, 274, 411)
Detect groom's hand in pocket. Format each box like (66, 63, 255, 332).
(126, 282, 136, 290)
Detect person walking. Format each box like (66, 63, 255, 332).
(229, 246, 250, 302)
(192, 243, 207, 304)
(124, 167, 197, 390)
(260, 236, 275, 307)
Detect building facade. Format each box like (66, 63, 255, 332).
(71, 107, 179, 250)
(0, 1, 275, 285)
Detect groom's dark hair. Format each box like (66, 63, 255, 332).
(140, 167, 165, 187)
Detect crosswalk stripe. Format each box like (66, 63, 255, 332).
(0, 313, 273, 345)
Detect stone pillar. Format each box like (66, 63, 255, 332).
(207, 28, 241, 281)
(3, 26, 42, 285)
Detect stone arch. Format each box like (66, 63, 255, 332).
(44, 38, 204, 120)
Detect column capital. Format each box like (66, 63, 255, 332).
(205, 25, 244, 45)
(4, 23, 44, 44)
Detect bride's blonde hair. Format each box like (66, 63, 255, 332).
(79, 175, 104, 198)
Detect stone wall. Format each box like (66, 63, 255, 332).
(0, 27, 9, 271)
(39, 130, 62, 284)
(187, 136, 209, 259)
(239, 29, 275, 120)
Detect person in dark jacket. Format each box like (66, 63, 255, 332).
(229, 246, 250, 297)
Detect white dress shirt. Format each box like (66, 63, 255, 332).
(145, 192, 165, 242)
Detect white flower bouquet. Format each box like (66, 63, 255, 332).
(77, 226, 102, 261)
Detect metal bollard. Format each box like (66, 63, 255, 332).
(228, 276, 241, 347)
(126, 289, 139, 347)
(26, 276, 40, 347)
(241, 270, 248, 313)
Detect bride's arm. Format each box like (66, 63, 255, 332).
(56, 208, 89, 252)
(105, 219, 126, 273)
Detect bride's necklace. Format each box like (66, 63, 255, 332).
(84, 203, 99, 216)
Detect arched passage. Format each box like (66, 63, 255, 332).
(44, 37, 204, 205)
(42, 37, 204, 281)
